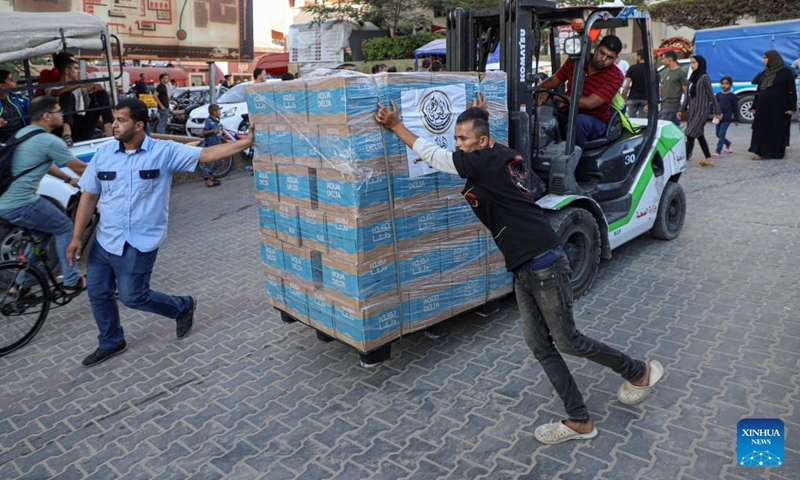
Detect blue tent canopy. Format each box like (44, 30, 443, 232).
(413, 39, 500, 69)
(415, 39, 447, 58)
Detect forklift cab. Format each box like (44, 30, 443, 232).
(447, 1, 662, 204)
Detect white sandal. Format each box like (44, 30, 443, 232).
(534, 421, 598, 445)
(617, 360, 665, 405)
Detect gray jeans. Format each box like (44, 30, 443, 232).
(658, 106, 680, 126)
(626, 99, 647, 118)
(514, 253, 645, 423)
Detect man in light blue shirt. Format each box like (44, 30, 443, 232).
(67, 98, 254, 367)
(0, 96, 87, 295)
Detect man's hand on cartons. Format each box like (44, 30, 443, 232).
(246, 123, 255, 146)
(470, 93, 487, 111)
(375, 101, 401, 130)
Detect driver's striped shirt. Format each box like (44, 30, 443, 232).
(555, 55, 624, 122)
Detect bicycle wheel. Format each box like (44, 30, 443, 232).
(0, 262, 51, 358)
(213, 156, 234, 178)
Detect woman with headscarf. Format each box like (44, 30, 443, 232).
(748, 50, 797, 160)
(678, 55, 721, 167)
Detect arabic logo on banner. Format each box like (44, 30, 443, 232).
(419, 90, 453, 135)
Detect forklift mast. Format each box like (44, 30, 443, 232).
(446, 0, 561, 185)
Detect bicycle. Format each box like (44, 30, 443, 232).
(0, 219, 84, 358)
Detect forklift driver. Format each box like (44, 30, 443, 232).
(537, 35, 624, 150)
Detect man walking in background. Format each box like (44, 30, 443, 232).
(658, 51, 687, 125)
(623, 50, 648, 118)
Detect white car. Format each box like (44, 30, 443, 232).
(185, 81, 253, 138)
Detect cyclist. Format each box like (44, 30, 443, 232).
(0, 96, 88, 296)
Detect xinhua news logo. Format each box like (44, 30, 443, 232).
(737, 418, 784, 467)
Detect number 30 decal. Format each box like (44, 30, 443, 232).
(624, 153, 636, 165)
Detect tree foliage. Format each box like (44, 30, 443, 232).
(425, 0, 504, 10)
(303, 0, 504, 35)
(361, 31, 446, 61)
(649, 0, 798, 30)
(303, 0, 430, 35)
(366, 0, 430, 36)
(302, 3, 363, 25)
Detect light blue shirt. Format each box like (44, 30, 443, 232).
(79, 135, 202, 255)
(0, 125, 75, 210)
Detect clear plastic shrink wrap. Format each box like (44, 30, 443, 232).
(247, 70, 514, 353)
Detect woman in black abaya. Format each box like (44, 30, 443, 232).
(748, 50, 797, 160)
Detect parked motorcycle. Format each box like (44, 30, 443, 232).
(149, 87, 212, 135)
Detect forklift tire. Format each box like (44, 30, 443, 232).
(650, 182, 686, 241)
(548, 207, 601, 299)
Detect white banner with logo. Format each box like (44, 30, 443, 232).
(400, 85, 467, 178)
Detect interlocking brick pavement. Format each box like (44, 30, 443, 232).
(1, 122, 799, 479)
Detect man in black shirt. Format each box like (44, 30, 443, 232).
(132, 73, 148, 97)
(375, 98, 664, 444)
(155, 73, 171, 134)
(623, 49, 648, 118)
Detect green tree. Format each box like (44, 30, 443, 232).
(425, 0, 504, 10)
(302, 2, 363, 25)
(649, 0, 797, 30)
(366, 0, 430, 36)
(303, 0, 430, 36)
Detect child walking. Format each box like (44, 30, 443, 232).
(201, 104, 224, 187)
(714, 76, 739, 157)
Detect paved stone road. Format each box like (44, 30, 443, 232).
(1, 123, 798, 479)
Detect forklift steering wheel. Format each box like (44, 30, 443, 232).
(534, 89, 570, 107)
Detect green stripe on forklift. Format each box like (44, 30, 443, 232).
(607, 125, 683, 231)
(553, 195, 579, 209)
(657, 122, 684, 153)
(608, 151, 655, 231)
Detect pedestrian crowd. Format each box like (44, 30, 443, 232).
(620, 47, 796, 166)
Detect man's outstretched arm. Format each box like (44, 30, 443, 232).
(198, 124, 254, 164)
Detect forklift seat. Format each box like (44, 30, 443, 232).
(583, 109, 622, 151)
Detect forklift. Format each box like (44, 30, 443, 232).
(447, 0, 688, 298)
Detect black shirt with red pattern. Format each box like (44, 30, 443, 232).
(453, 143, 561, 271)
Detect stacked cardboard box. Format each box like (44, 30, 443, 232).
(246, 71, 514, 353)
(479, 71, 510, 147)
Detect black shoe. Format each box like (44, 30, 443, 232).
(176, 296, 195, 339)
(81, 341, 127, 368)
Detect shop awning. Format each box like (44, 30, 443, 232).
(257, 53, 289, 73)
